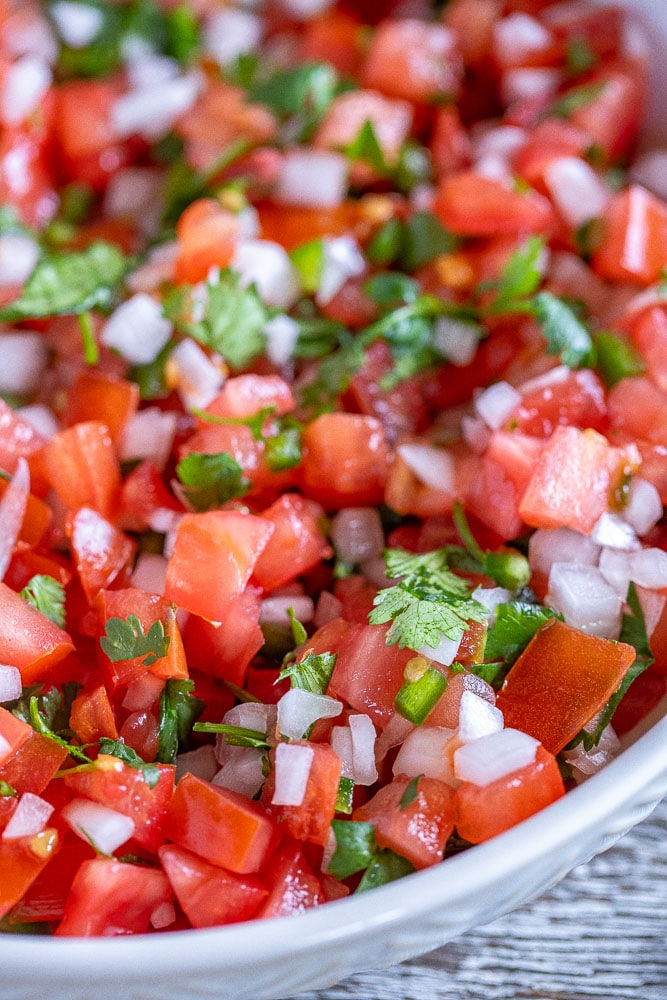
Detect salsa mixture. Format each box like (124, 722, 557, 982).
(0, 0, 666, 937)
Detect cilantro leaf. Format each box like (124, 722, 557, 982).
(399, 774, 422, 810)
(248, 62, 339, 139)
(550, 81, 606, 119)
(20, 575, 66, 629)
(399, 211, 459, 272)
(279, 651, 337, 695)
(176, 451, 251, 511)
(328, 820, 377, 880)
(98, 738, 161, 789)
(484, 235, 545, 314)
(364, 272, 420, 307)
(531, 291, 595, 368)
(343, 119, 388, 175)
(0, 242, 133, 321)
(162, 137, 250, 226)
(100, 615, 170, 667)
(370, 547, 487, 651)
(28, 695, 91, 763)
(356, 850, 414, 892)
(484, 601, 562, 668)
(156, 678, 204, 764)
(0, 780, 17, 797)
(192, 721, 270, 749)
(452, 503, 530, 591)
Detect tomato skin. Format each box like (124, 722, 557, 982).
(592, 185, 667, 286)
(630, 306, 667, 393)
(182, 587, 263, 688)
(0, 830, 60, 921)
(63, 372, 139, 446)
(328, 623, 413, 728)
(69, 684, 118, 744)
(0, 705, 32, 766)
(511, 368, 608, 437)
(354, 774, 457, 869)
(467, 431, 544, 540)
(165, 773, 279, 874)
(262, 742, 342, 848)
(159, 843, 267, 928)
(174, 198, 241, 284)
(66, 506, 135, 602)
(0, 730, 69, 796)
(343, 340, 430, 443)
(433, 172, 555, 237)
(496, 619, 637, 753)
(257, 841, 324, 918)
(361, 19, 463, 104)
(300, 9, 363, 76)
(0, 399, 48, 486)
(53, 79, 133, 191)
(252, 494, 332, 592)
(56, 858, 173, 937)
(607, 376, 667, 446)
(568, 63, 645, 163)
(300, 413, 390, 510)
(455, 745, 565, 844)
(38, 421, 122, 521)
(0, 580, 74, 684)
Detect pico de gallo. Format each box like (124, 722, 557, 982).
(0, 0, 666, 937)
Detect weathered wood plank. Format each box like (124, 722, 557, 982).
(291, 798, 667, 1000)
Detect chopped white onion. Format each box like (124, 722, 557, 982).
(112, 73, 201, 142)
(0, 664, 22, 703)
(263, 315, 300, 367)
(547, 562, 623, 639)
(629, 548, 667, 590)
(0, 233, 40, 288)
(493, 14, 553, 65)
(1, 55, 51, 126)
(101, 293, 172, 365)
(130, 553, 168, 596)
(623, 478, 663, 537)
(348, 713, 378, 786)
(472, 125, 527, 163)
(277, 688, 343, 741)
(271, 742, 314, 806)
(471, 586, 514, 625)
(397, 443, 455, 493)
(213, 748, 266, 798)
(0, 332, 48, 395)
(204, 8, 262, 66)
(517, 362, 570, 396)
(50, 1, 104, 48)
(150, 901, 176, 930)
(629, 150, 667, 202)
(419, 633, 461, 667)
(590, 512, 640, 551)
(393, 726, 457, 785)
(475, 155, 514, 184)
(61, 799, 135, 854)
(598, 546, 633, 597)
(316, 236, 365, 306)
(260, 596, 315, 625)
(0, 457, 30, 582)
(3, 10, 58, 64)
(15, 404, 59, 440)
(544, 156, 610, 228)
(330, 725, 354, 779)
(454, 728, 539, 786)
(275, 0, 334, 18)
(124, 51, 179, 91)
(273, 149, 349, 209)
(457, 690, 504, 744)
(562, 723, 620, 782)
(175, 744, 219, 783)
(216, 703, 275, 765)
(331, 507, 385, 564)
(432, 317, 481, 367)
(120, 407, 177, 473)
(474, 381, 522, 431)
(2, 793, 54, 840)
(636, 586, 666, 639)
(529, 526, 600, 578)
(502, 67, 561, 105)
(314, 591, 343, 629)
(167, 339, 225, 412)
(375, 712, 416, 763)
(232, 239, 302, 309)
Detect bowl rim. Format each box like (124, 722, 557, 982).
(3, 707, 667, 983)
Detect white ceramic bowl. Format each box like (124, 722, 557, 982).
(3, 2, 667, 998)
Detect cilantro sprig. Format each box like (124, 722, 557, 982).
(369, 547, 487, 652)
(175, 451, 251, 511)
(100, 615, 171, 667)
(327, 819, 414, 891)
(156, 678, 204, 763)
(279, 651, 337, 695)
(98, 738, 161, 788)
(20, 575, 66, 629)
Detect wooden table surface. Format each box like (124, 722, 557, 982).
(290, 797, 667, 1000)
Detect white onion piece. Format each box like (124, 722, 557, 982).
(3, 10, 58, 64)
(213, 748, 266, 799)
(16, 404, 59, 440)
(176, 745, 222, 785)
(375, 713, 416, 763)
(472, 125, 526, 163)
(316, 236, 365, 306)
(562, 724, 620, 783)
(0, 332, 48, 395)
(547, 562, 623, 639)
(529, 526, 600, 578)
(331, 507, 384, 564)
(50, 1, 103, 47)
(61, 799, 135, 854)
(0, 457, 30, 582)
(215, 703, 276, 765)
(314, 591, 343, 628)
(124, 51, 178, 91)
(636, 586, 667, 639)
(0, 233, 40, 288)
(271, 742, 314, 806)
(204, 9, 262, 66)
(260, 596, 315, 625)
(120, 407, 177, 473)
(150, 901, 176, 930)
(544, 157, 610, 228)
(598, 547, 633, 598)
(112, 73, 201, 142)
(517, 362, 570, 396)
(2, 793, 54, 840)
(432, 317, 480, 366)
(0, 664, 22, 703)
(276, 0, 334, 18)
(101, 293, 172, 365)
(475, 155, 513, 184)
(590, 513, 640, 551)
(103, 168, 164, 239)
(274, 149, 348, 209)
(263, 315, 300, 367)
(130, 553, 168, 596)
(461, 415, 491, 454)
(623, 478, 663, 537)
(232, 240, 302, 309)
(454, 728, 539, 786)
(420, 633, 461, 666)
(502, 67, 560, 105)
(277, 688, 342, 741)
(393, 726, 457, 785)
(629, 548, 667, 590)
(397, 444, 455, 493)
(167, 339, 225, 412)
(348, 713, 378, 786)
(1, 55, 51, 126)
(493, 14, 552, 65)
(331, 726, 354, 779)
(629, 150, 667, 202)
(457, 691, 504, 744)
(474, 381, 522, 431)
(471, 586, 513, 625)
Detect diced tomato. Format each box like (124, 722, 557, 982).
(344, 341, 430, 442)
(0, 829, 60, 921)
(0, 399, 48, 484)
(262, 741, 342, 847)
(4, 542, 71, 593)
(329, 623, 413, 727)
(66, 506, 135, 602)
(510, 367, 608, 437)
(256, 200, 371, 252)
(568, 63, 645, 163)
(257, 841, 324, 918)
(455, 745, 565, 843)
(443, 0, 501, 67)
(10, 833, 96, 924)
(433, 172, 556, 237)
(95, 588, 184, 690)
(300, 9, 364, 76)
(361, 19, 463, 104)
(611, 666, 667, 737)
(53, 79, 134, 190)
(69, 684, 118, 744)
(0, 706, 32, 767)
(630, 306, 667, 393)
(512, 118, 591, 191)
(252, 494, 332, 592)
(204, 374, 295, 420)
(174, 198, 241, 284)
(165, 773, 278, 874)
(300, 413, 389, 510)
(467, 431, 544, 539)
(182, 587, 263, 688)
(0, 730, 69, 796)
(119, 459, 182, 533)
(334, 575, 378, 624)
(354, 774, 456, 869)
(159, 843, 267, 928)
(496, 618, 636, 753)
(593, 185, 667, 285)
(315, 90, 413, 173)
(0, 479, 51, 548)
(607, 376, 667, 445)
(63, 372, 139, 446)
(430, 106, 472, 176)
(56, 858, 173, 936)
(38, 421, 122, 521)
(0, 581, 74, 684)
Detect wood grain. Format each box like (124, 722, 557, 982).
(290, 798, 667, 1000)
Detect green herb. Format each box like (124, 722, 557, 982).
(162, 137, 251, 226)
(28, 696, 91, 764)
(156, 678, 204, 764)
(366, 216, 404, 268)
(78, 311, 99, 366)
(531, 291, 595, 368)
(593, 331, 645, 387)
(550, 81, 606, 119)
(335, 776, 355, 814)
(100, 615, 171, 667)
(369, 547, 487, 652)
(394, 141, 432, 194)
(11, 683, 79, 739)
(399, 211, 459, 272)
(364, 272, 420, 307)
(175, 451, 251, 510)
(20, 575, 66, 629)
(163, 4, 201, 64)
(565, 37, 598, 76)
(248, 62, 339, 139)
(58, 183, 94, 227)
(290, 239, 325, 294)
(0, 781, 17, 797)
(265, 425, 302, 472)
(399, 774, 422, 810)
(279, 651, 337, 695)
(164, 271, 268, 371)
(293, 317, 348, 360)
(484, 601, 562, 674)
(327, 820, 377, 879)
(192, 721, 270, 749)
(452, 503, 530, 591)
(343, 119, 388, 175)
(98, 738, 161, 788)
(0, 242, 133, 322)
(575, 217, 605, 258)
(287, 606, 308, 647)
(395, 667, 448, 725)
(483, 235, 544, 315)
(130, 342, 174, 400)
(356, 850, 414, 892)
